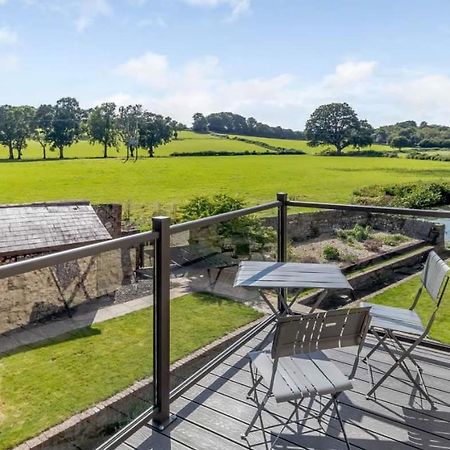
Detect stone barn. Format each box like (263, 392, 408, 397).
(0, 201, 133, 335)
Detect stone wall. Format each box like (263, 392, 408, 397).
(0, 248, 135, 335)
(263, 210, 444, 245)
(93, 204, 122, 238)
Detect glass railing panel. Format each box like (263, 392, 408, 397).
(168, 211, 277, 389)
(0, 239, 155, 450)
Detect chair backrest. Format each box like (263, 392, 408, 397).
(420, 251, 450, 303)
(271, 306, 371, 359)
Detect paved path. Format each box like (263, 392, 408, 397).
(0, 281, 191, 356)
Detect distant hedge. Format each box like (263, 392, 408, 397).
(353, 181, 450, 209)
(406, 151, 450, 162)
(317, 149, 398, 158)
(170, 149, 305, 157)
(230, 136, 305, 154)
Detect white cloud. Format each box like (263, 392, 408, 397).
(75, 0, 112, 32)
(388, 74, 450, 123)
(111, 52, 450, 128)
(0, 54, 18, 71)
(0, 27, 18, 45)
(115, 52, 170, 88)
(324, 61, 377, 86)
(182, 0, 251, 20)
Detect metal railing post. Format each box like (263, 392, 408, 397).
(277, 193, 288, 312)
(151, 216, 174, 429)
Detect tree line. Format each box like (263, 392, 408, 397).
(373, 120, 450, 150)
(0, 98, 185, 160)
(192, 111, 304, 139)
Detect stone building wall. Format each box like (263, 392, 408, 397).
(0, 248, 135, 335)
(93, 204, 122, 238)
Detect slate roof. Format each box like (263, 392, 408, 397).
(0, 201, 112, 257)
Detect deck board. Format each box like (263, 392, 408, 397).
(121, 327, 450, 450)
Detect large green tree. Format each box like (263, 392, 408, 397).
(0, 105, 35, 160)
(48, 97, 82, 159)
(87, 102, 119, 158)
(305, 103, 371, 154)
(192, 113, 208, 133)
(33, 104, 54, 160)
(138, 112, 174, 158)
(117, 104, 142, 160)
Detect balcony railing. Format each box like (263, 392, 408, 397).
(1, 193, 450, 450)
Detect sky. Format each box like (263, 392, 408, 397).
(1, 0, 450, 129)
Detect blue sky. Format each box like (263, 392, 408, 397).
(1, 0, 450, 128)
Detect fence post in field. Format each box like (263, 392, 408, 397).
(152, 216, 173, 428)
(277, 192, 288, 313)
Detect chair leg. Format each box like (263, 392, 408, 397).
(362, 332, 387, 363)
(242, 391, 271, 438)
(367, 331, 435, 408)
(332, 395, 351, 450)
(390, 333, 424, 373)
(247, 369, 263, 400)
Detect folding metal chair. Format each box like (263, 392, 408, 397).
(361, 251, 450, 408)
(243, 306, 372, 449)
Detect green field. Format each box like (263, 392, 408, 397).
(0, 131, 449, 225)
(0, 293, 262, 450)
(0, 131, 267, 160)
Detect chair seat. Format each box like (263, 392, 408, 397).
(248, 350, 352, 403)
(360, 302, 425, 335)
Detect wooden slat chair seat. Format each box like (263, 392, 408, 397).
(243, 306, 371, 449)
(361, 250, 450, 408)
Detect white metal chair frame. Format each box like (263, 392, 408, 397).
(243, 306, 372, 449)
(362, 251, 450, 408)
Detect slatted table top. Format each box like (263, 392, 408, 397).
(234, 261, 353, 290)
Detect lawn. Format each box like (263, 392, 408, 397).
(0, 131, 266, 160)
(0, 292, 262, 450)
(0, 147, 449, 226)
(368, 271, 450, 344)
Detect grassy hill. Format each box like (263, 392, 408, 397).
(0, 131, 398, 160)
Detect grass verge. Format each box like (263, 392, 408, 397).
(0, 292, 262, 449)
(367, 270, 450, 344)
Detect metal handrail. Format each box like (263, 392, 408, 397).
(0, 230, 159, 279)
(287, 200, 450, 218)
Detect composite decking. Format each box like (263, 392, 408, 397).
(116, 325, 450, 450)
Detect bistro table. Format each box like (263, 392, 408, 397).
(234, 261, 353, 318)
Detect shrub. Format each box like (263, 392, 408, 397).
(323, 245, 340, 261)
(178, 194, 276, 256)
(353, 181, 450, 209)
(381, 234, 408, 246)
(336, 224, 372, 243)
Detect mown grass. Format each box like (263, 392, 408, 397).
(0, 292, 262, 450)
(0, 146, 449, 226)
(368, 271, 450, 344)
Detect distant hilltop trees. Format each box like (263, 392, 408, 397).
(192, 112, 305, 140)
(373, 120, 450, 150)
